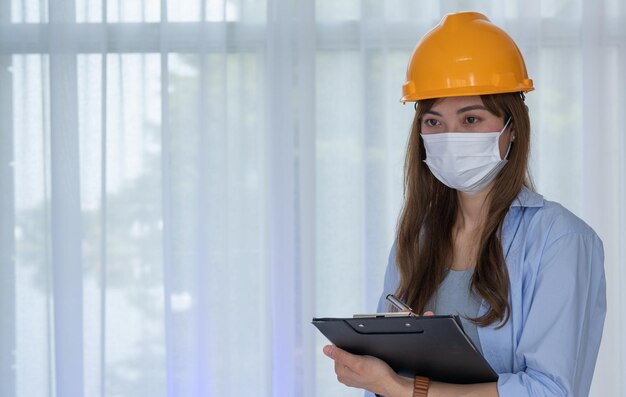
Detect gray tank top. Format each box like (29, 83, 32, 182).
(424, 269, 483, 354)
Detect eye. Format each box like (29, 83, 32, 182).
(423, 118, 440, 127)
(465, 116, 480, 124)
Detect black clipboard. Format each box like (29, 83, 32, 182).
(312, 314, 498, 384)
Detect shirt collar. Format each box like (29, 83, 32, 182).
(510, 186, 544, 208)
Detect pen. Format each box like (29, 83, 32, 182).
(386, 294, 413, 312)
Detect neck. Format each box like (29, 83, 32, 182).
(455, 185, 492, 232)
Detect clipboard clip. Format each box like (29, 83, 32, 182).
(352, 311, 415, 318)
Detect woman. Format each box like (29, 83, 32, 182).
(322, 12, 606, 397)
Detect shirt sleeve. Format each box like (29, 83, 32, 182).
(376, 242, 400, 313)
(497, 232, 606, 396)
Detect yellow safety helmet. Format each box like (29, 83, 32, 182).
(401, 12, 534, 102)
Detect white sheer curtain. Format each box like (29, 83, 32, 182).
(0, 0, 624, 396)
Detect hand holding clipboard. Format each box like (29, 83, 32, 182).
(312, 295, 497, 384)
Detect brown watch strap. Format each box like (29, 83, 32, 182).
(413, 376, 430, 397)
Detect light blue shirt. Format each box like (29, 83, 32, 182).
(370, 187, 606, 396)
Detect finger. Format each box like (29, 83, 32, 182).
(323, 345, 359, 367)
(334, 361, 360, 387)
(423, 311, 435, 316)
(334, 361, 357, 377)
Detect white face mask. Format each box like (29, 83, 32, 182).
(421, 118, 512, 195)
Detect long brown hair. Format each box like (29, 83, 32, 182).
(394, 92, 533, 327)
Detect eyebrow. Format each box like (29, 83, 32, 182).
(424, 104, 488, 117)
(457, 105, 488, 113)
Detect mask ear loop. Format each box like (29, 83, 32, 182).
(499, 117, 512, 136)
(501, 117, 513, 160)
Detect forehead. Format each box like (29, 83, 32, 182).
(430, 95, 485, 112)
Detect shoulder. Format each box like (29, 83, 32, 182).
(527, 199, 601, 246)
(505, 188, 604, 280)
(510, 187, 601, 245)
(507, 195, 605, 299)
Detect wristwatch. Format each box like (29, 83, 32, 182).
(413, 376, 430, 397)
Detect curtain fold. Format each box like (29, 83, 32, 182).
(0, 1, 625, 396)
(0, 53, 16, 397)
